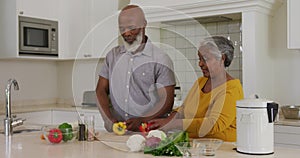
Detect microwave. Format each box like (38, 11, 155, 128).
(19, 16, 58, 56)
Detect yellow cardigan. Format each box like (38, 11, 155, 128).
(178, 77, 244, 142)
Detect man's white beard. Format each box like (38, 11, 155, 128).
(122, 31, 143, 53)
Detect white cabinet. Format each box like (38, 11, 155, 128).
(0, 0, 118, 60)
(80, 111, 105, 131)
(77, 109, 105, 131)
(0, 109, 105, 131)
(52, 110, 78, 125)
(0, 111, 51, 126)
(274, 125, 300, 148)
(52, 110, 105, 131)
(59, 0, 118, 59)
(15, 111, 52, 125)
(0, 0, 19, 58)
(0, 0, 60, 59)
(57, 0, 93, 59)
(287, 0, 300, 49)
(17, 0, 59, 20)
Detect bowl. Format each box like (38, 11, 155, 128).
(193, 138, 223, 156)
(42, 125, 78, 144)
(175, 141, 204, 157)
(281, 105, 300, 119)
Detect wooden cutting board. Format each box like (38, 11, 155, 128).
(96, 131, 133, 152)
(97, 131, 131, 142)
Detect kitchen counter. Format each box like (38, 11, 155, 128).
(2, 104, 300, 127)
(275, 117, 300, 127)
(1, 131, 300, 158)
(0, 104, 99, 115)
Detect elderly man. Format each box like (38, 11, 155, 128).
(96, 5, 175, 132)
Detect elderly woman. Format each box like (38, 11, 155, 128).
(149, 36, 244, 142)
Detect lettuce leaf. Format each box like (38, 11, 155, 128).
(144, 131, 189, 156)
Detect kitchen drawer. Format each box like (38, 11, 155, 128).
(80, 111, 105, 131)
(274, 125, 300, 148)
(15, 111, 52, 125)
(52, 110, 78, 125)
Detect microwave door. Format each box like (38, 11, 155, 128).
(19, 22, 51, 53)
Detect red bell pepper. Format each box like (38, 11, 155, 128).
(139, 122, 152, 133)
(48, 128, 63, 143)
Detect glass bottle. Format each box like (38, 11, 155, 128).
(78, 113, 86, 141)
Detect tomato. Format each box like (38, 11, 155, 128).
(48, 128, 63, 143)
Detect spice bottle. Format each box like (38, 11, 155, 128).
(78, 113, 86, 141)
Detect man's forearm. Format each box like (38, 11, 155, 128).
(96, 91, 115, 122)
(143, 86, 174, 121)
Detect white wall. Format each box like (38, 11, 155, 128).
(0, 58, 103, 107)
(160, 19, 242, 99)
(242, 11, 276, 99)
(270, 1, 300, 105)
(56, 60, 74, 104)
(57, 59, 104, 105)
(0, 60, 57, 106)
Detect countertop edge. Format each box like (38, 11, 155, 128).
(0, 104, 99, 115)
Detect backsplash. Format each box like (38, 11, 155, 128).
(160, 17, 243, 99)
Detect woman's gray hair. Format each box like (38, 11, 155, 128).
(199, 36, 234, 67)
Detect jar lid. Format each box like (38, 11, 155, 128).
(236, 98, 273, 108)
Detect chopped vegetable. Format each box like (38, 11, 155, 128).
(139, 122, 152, 133)
(126, 134, 146, 152)
(145, 136, 161, 148)
(113, 122, 127, 135)
(58, 122, 73, 142)
(40, 134, 45, 140)
(147, 130, 167, 140)
(144, 131, 189, 156)
(48, 128, 63, 144)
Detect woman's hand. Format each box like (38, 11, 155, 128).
(148, 112, 182, 132)
(148, 118, 171, 131)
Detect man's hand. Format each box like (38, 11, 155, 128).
(125, 117, 145, 132)
(104, 118, 118, 132)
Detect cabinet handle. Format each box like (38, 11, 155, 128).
(83, 54, 92, 58)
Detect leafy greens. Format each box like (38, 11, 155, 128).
(144, 131, 189, 156)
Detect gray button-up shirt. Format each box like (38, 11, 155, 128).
(99, 38, 175, 120)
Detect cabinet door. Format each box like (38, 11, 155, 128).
(287, 0, 300, 49)
(17, 0, 59, 20)
(88, 0, 118, 59)
(79, 111, 105, 131)
(58, 0, 118, 59)
(16, 111, 52, 125)
(58, 0, 93, 59)
(274, 125, 300, 148)
(52, 110, 78, 125)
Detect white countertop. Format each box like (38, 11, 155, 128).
(1, 131, 300, 158)
(275, 118, 300, 127)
